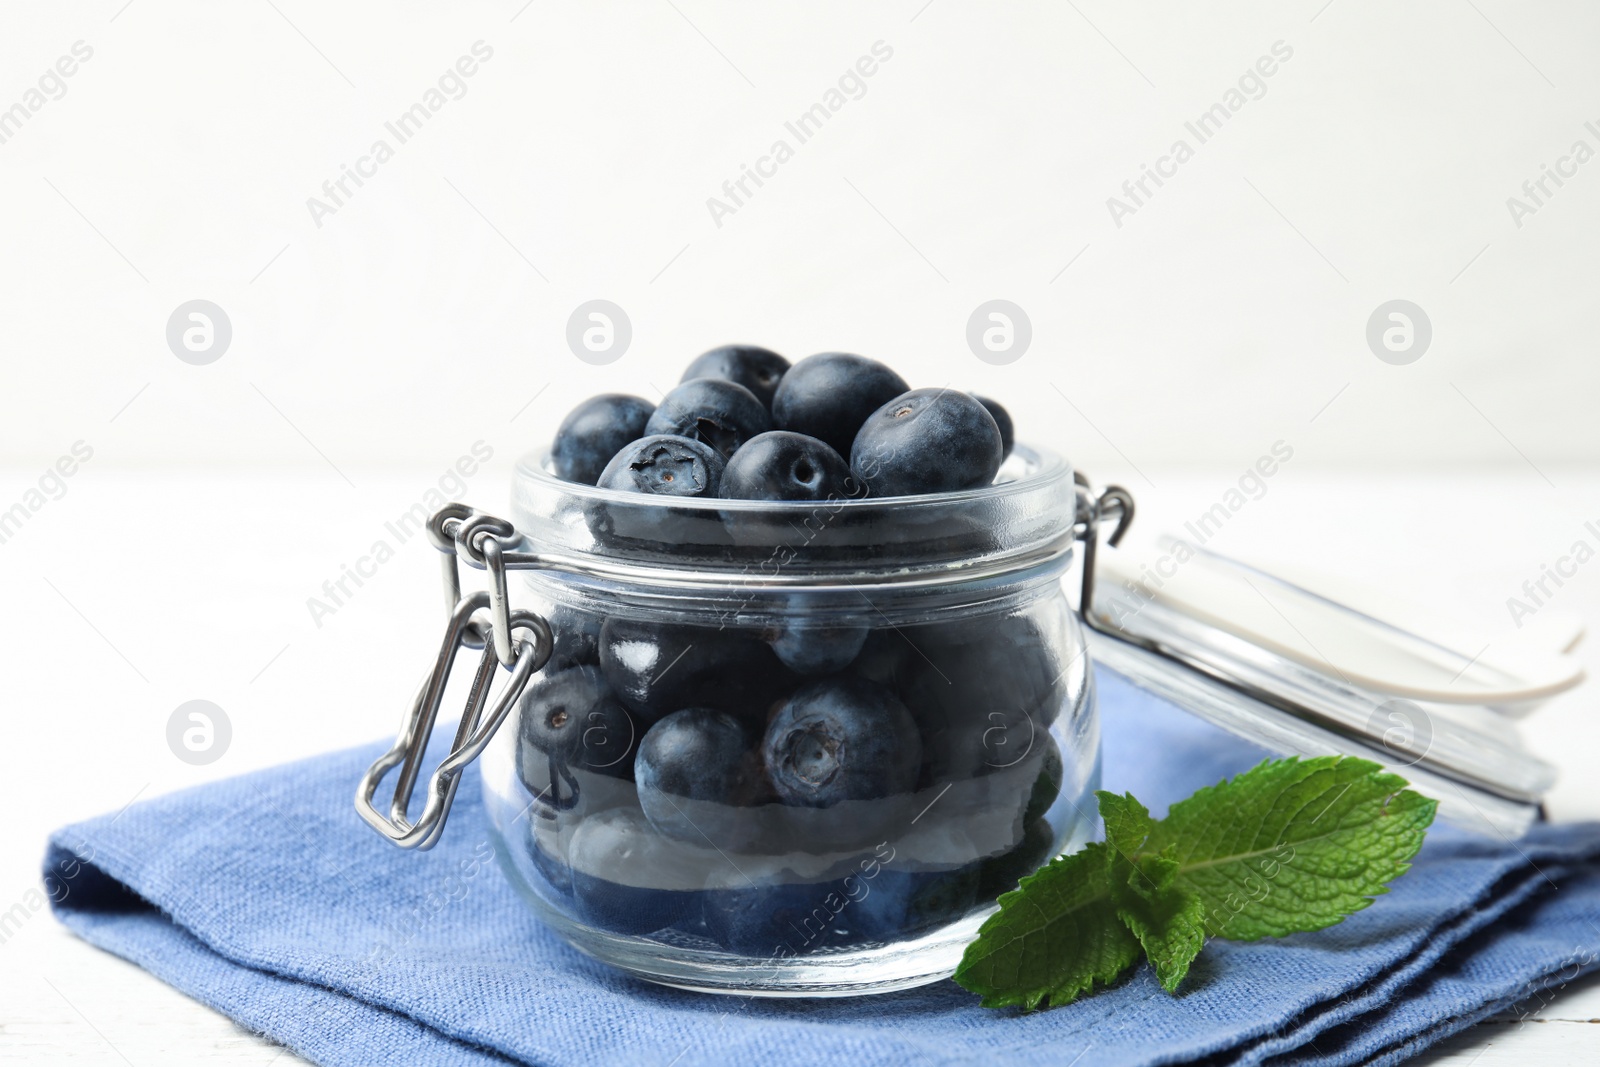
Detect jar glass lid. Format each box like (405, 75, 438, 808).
(1075, 501, 1578, 838)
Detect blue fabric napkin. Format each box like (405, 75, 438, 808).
(47, 669, 1600, 1067)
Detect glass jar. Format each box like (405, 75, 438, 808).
(362, 435, 1572, 996)
(467, 442, 1097, 996)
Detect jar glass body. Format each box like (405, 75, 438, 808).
(480, 445, 1098, 995)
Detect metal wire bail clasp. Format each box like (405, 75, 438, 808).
(355, 505, 552, 850)
(1073, 473, 1135, 624)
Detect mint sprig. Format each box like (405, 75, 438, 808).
(953, 756, 1437, 1010)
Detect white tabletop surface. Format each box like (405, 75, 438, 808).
(2, 465, 1598, 1065)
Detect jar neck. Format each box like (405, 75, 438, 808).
(510, 443, 1079, 583)
(521, 551, 1073, 627)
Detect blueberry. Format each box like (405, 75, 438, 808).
(719, 431, 856, 502)
(516, 667, 638, 813)
(923, 701, 1042, 785)
(546, 603, 603, 672)
(566, 806, 706, 936)
(529, 813, 576, 898)
(900, 614, 1066, 781)
(580, 494, 734, 553)
(763, 677, 920, 810)
(597, 434, 725, 497)
(645, 379, 773, 460)
(702, 878, 856, 956)
(681, 345, 791, 410)
(599, 618, 791, 726)
(636, 708, 772, 851)
(848, 864, 981, 941)
(976, 818, 1057, 901)
(551, 394, 655, 485)
(771, 353, 910, 457)
(770, 621, 869, 675)
(518, 666, 637, 775)
(1024, 734, 1064, 824)
(848, 627, 922, 693)
(850, 389, 1003, 497)
(582, 465, 736, 550)
(973, 394, 1014, 460)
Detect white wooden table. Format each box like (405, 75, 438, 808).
(2, 467, 1597, 1064)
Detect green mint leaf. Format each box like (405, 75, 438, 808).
(1150, 756, 1438, 941)
(1099, 790, 1154, 854)
(1113, 866, 1206, 992)
(1099, 792, 1206, 991)
(958, 757, 1435, 1011)
(952, 842, 1141, 1010)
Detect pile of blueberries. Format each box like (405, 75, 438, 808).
(520, 346, 1066, 956)
(551, 346, 1014, 500)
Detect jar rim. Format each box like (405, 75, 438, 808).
(515, 441, 1073, 511)
(508, 441, 1079, 589)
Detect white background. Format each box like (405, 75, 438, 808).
(3, 2, 1600, 1064)
(2, 0, 1599, 470)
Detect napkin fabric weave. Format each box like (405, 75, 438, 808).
(46, 669, 1600, 1067)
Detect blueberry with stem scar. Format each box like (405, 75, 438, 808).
(850, 389, 1002, 496)
(763, 677, 920, 809)
(516, 666, 638, 791)
(597, 434, 725, 497)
